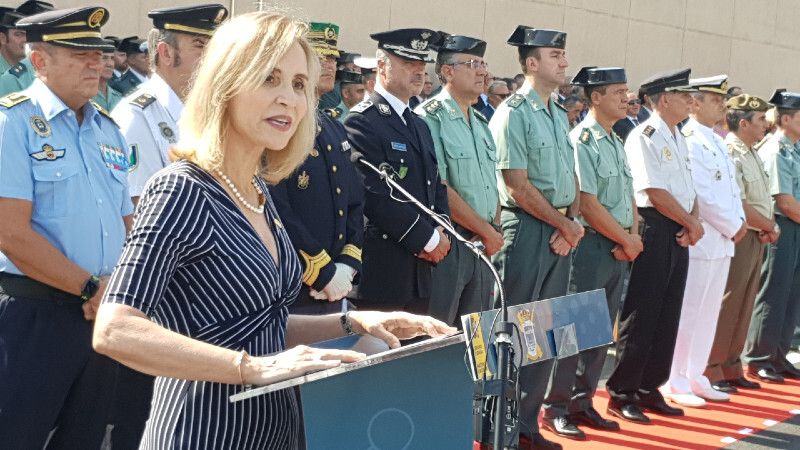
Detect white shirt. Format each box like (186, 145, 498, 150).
(112, 73, 184, 197)
(683, 118, 744, 259)
(625, 112, 696, 212)
(374, 82, 440, 251)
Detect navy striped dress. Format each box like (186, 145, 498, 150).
(104, 160, 302, 449)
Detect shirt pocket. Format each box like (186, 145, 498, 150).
(107, 167, 129, 208)
(441, 133, 477, 186)
(32, 163, 80, 218)
(597, 158, 622, 205)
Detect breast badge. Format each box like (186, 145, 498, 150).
(662, 147, 673, 161)
(297, 170, 310, 189)
(30, 115, 51, 138)
(158, 122, 177, 143)
(31, 143, 65, 161)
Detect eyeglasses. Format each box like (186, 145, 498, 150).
(451, 59, 489, 70)
(491, 93, 510, 99)
(627, 99, 641, 105)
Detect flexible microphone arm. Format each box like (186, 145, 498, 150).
(353, 153, 516, 450)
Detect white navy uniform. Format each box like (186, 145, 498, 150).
(112, 73, 182, 198)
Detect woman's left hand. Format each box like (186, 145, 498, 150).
(347, 311, 457, 349)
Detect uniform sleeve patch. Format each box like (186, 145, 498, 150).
(0, 92, 29, 108)
(130, 93, 156, 109)
(642, 125, 656, 138)
(506, 94, 525, 108)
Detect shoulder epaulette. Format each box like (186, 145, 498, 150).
(507, 94, 525, 108)
(9, 63, 26, 78)
(681, 127, 693, 137)
(350, 100, 373, 114)
(473, 108, 488, 123)
(323, 107, 342, 119)
(553, 100, 567, 112)
(423, 99, 442, 114)
(0, 92, 29, 108)
(753, 135, 769, 150)
(579, 129, 591, 144)
(90, 101, 119, 127)
(642, 125, 656, 138)
(130, 93, 156, 109)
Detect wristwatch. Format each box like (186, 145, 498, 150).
(773, 223, 781, 234)
(340, 311, 356, 335)
(80, 275, 101, 303)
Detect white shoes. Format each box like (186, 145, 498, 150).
(665, 393, 707, 408)
(693, 386, 730, 402)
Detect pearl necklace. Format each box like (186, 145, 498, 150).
(215, 169, 266, 214)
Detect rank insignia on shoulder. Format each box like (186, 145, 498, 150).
(9, 62, 26, 78)
(507, 94, 525, 108)
(31, 143, 65, 161)
(131, 93, 156, 109)
(681, 127, 693, 137)
(423, 99, 442, 114)
(579, 129, 591, 144)
(90, 101, 118, 127)
(377, 103, 391, 116)
(324, 107, 341, 119)
(128, 144, 139, 172)
(473, 108, 488, 123)
(642, 125, 656, 138)
(0, 92, 29, 108)
(351, 100, 372, 113)
(30, 115, 51, 137)
(297, 170, 310, 189)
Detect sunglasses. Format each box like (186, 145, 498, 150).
(491, 93, 510, 99)
(627, 99, 642, 105)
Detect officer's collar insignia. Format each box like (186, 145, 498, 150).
(579, 129, 591, 143)
(31, 143, 65, 161)
(681, 127, 693, 137)
(131, 93, 156, 109)
(506, 93, 525, 108)
(310, 148, 319, 157)
(128, 144, 139, 172)
(642, 125, 656, 138)
(297, 170, 310, 189)
(0, 93, 29, 108)
(377, 103, 391, 116)
(662, 146, 673, 160)
(342, 140, 352, 151)
(159, 122, 176, 143)
(9, 62, 27, 78)
(423, 99, 442, 114)
(30, 115, 51, 138)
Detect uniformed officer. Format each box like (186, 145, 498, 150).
(0, 7, 132, 448)
(108, 36, 148, 95)
(113, 4, 228, 203)
(415, 34, 502, 326)
(566, 66, 638, 435)
(743, 90, 800, 383)
(0, 1, 53, 96)
(269, 22, 364, 315)
(663, 75, 747, 407)
(705, 94, 774, 392)
(490, 26, 581, 450)
(333, 68, 364, 123)
(94, 41, 123, 111)
(605, 69, 703, 423)
(344, 28, 452, 314)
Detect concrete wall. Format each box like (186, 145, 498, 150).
(46, 0, 799, 97)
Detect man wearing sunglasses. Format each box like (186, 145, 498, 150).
(612, 91, 642, 141)
(415, 34, 501, 327)
(485, 79, 510, 121)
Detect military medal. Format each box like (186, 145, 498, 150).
(297, 170, 310, 189)
(30, 115, 51, 138)
(662, 147, 672, 160)
(158, 122, 176, 143)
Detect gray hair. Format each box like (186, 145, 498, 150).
(434, 51, 459, 84)
(488, 80, 507, 94)
(147, 28, 180, 67)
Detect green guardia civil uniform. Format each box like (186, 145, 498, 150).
(92, 85, 123, 112)
(0, 55, 13, 74)
(0, 57, 34, 96)
(416, 88, 499, 326)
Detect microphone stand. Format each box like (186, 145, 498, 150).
(355, 157, 518, 449)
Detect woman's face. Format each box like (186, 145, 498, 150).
(228, 42, 310, 152)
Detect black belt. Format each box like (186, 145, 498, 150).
(501, 206, 569, 215)
(0, 273, 83, 305)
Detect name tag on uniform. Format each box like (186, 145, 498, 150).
(391, 141, 407, 152)
(100, 143, 128, 171)
(341, 141, 351, 151)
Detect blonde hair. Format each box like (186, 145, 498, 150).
(174, 11, 319, 184)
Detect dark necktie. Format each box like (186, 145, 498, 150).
(631, 117, 639, 126)
(403, 108, 420, 144)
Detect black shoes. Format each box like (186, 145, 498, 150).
(711, 380, 738, 393)
(728, 377, 761, 389)
(569, 408, 621, 431)
(748, 367, 785, 384)
(606, 402, 651, 424)
(541, 416, 586, 440)
(519, 432, 563, 450)
(639, 398, 684, 416)
(779, 365, 800, 380)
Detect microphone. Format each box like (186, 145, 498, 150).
(349, 150, 394, 180)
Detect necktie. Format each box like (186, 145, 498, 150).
(632, 117, 639, 126)
(403, 108, 420, 144)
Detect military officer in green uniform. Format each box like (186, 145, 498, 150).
(331, 68, 364, 123)
(415, 34, 502, 326)
(0, 1, 53, 96)
(490, 26, 583, 450)
(743, 90, 800, 383)
(566, 66, 640, 435)
(93, 42, 123, 111)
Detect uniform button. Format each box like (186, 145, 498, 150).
(103, 231, 108, 237)
(400, 158, 405, 163)
(339, 209, 344, 216)
(336, 187, 341, 194)
(97, 198, 103, 204)
(56, 171, 61, 177)
(87, 168, 92, 173)
(339, 233, 344, 240)
(382, 234, 388, 239)
(332, 165, 337, 173)
(430, 204, 434, 209)
(327, 144, 332, 151)
(427, 180, 431, 185)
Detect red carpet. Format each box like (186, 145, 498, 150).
(544, 377, 800, 449)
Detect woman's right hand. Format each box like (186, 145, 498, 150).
(241, 345, 366, 386)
